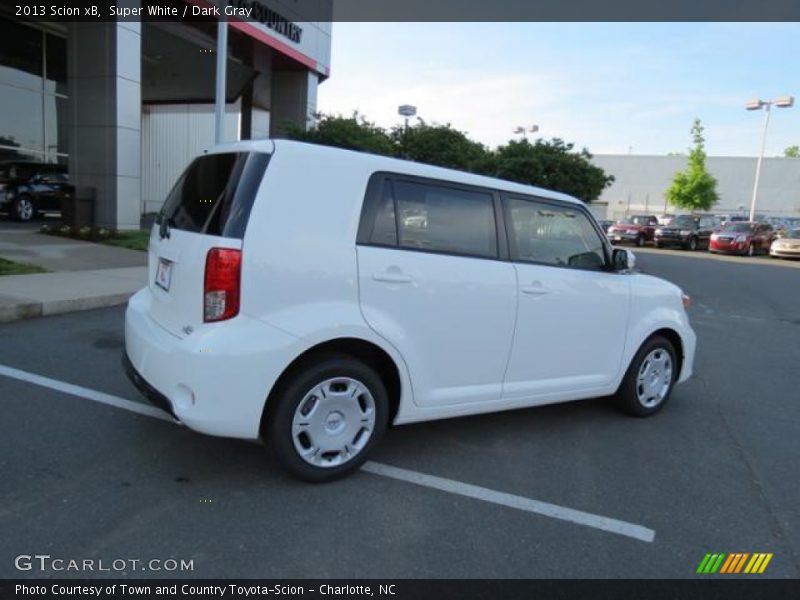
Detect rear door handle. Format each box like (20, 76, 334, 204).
(520, 282, 551, 295)
(372, 271, 413, 284)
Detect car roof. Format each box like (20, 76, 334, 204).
(203, 138, 583, 207)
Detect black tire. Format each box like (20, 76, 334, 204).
(615, 335, 678, 417)
(636, 235, 645, 247)
(12, 194, 35, 222)
(688, 236, 698, 251)
(266, 354, 389, 483)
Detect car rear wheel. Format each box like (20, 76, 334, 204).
(615, 335, 677, 417)
(267, 354, 389, 482)
(12, 195, 35, 222)
(636, 235, 645, 247)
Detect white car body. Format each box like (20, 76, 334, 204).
(125, 139, 696, 442)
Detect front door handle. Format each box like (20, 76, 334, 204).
(373, 271, 413, 284)
(520, 282, 551, 295)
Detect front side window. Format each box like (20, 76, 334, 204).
(506, 197, 606, 270)
(393, 180, 498, 258)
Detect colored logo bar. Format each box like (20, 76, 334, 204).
(696, 553, 773, 574)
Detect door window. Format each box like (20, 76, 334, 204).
(505, 197, 607, 270)
(392, 180, 498, 259)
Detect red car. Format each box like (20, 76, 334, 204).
(709, 222, 775, 256)
(607, 215, 659, 247)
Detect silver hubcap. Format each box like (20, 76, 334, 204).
(17, 198, 33, 220)
(636, 348, 673, 408)
(292, 377, 376, 468)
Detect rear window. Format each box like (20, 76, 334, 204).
(157, 152, 270, 239)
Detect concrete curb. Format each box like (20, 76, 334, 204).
(0, 266, 146, 324)
(0, 291, 135, 323)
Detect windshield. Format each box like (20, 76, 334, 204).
(787, 229, 800, 239)
(721, 223, 754, 233)
(619, 216, 653, 226)
(670, 216, 698, 228)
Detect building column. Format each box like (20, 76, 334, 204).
(269, 70, 318, 138)
(67, 20, 141, 230)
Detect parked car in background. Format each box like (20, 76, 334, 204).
(607, 215, 659, 247)
(718, 214, 749, 225)
(656, 214, 675, 226)
(598, 219, 615, 233)
(709, 222, 775, 256)
(654, 214, 716, 250)
(0, 162, 69, 222)
(770, 228, 800, 259)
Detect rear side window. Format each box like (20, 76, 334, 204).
(392, 180, 498, 258)
(157, 152, 270, 239)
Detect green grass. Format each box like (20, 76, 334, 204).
(0, 257, 50, 276)
(98, 230, 150, 252)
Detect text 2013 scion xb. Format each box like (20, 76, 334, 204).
(124, 140, 696, 482)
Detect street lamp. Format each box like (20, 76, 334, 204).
(513, 124, 539, 139)
(745, 95, 794, 222)
(398, 104, 417, 132)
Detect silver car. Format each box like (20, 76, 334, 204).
(770, 228, 800, 259)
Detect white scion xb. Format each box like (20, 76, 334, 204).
(124, 140, 696, 482)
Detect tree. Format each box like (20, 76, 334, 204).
(391, 122, 494, 174)
(785, 145, 800, 158)
(284, 112, 396, 157)
(284, 111, 614, 203)
(665, 118, 719, 212)
(492, 138, 614, 202)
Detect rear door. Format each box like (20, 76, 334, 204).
(357, 175, 517, 408)
(147, 150, 270, 338)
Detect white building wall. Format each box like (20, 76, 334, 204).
(141, 103, 241, 213)
(592, 155, 800, 220)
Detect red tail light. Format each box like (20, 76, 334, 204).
(204, 248, 241, 322)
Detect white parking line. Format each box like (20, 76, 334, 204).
(1, 363, 655, 543)
(362, 461, 655, 543)
(0, 363, 174, 423)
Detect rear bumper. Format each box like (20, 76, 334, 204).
(124, 287, 302, 440)
(122, 352, 177, 419)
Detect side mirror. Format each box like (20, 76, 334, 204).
(613, 248, 636, 271)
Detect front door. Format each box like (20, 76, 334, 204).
(501, 195, 630, 401)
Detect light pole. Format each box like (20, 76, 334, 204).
(745, 96, 794, 222)
(398, 104, 417, 133)
(513, 124, 539, 139)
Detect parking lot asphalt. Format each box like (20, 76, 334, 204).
(1, 251, 799, 579)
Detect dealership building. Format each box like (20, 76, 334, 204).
(0, 0, 332, 229)
(592, 155, 800, 220)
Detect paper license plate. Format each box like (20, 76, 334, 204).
(155, 258, 173, 291)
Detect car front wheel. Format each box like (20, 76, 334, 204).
(267, 355, 389, 482)
(616, 335, 678, 417)
(12, 195, 35, 221)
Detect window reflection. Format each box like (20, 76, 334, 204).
(0, 19, 68, 164)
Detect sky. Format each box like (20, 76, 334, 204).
(317, 22, 800, 157)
